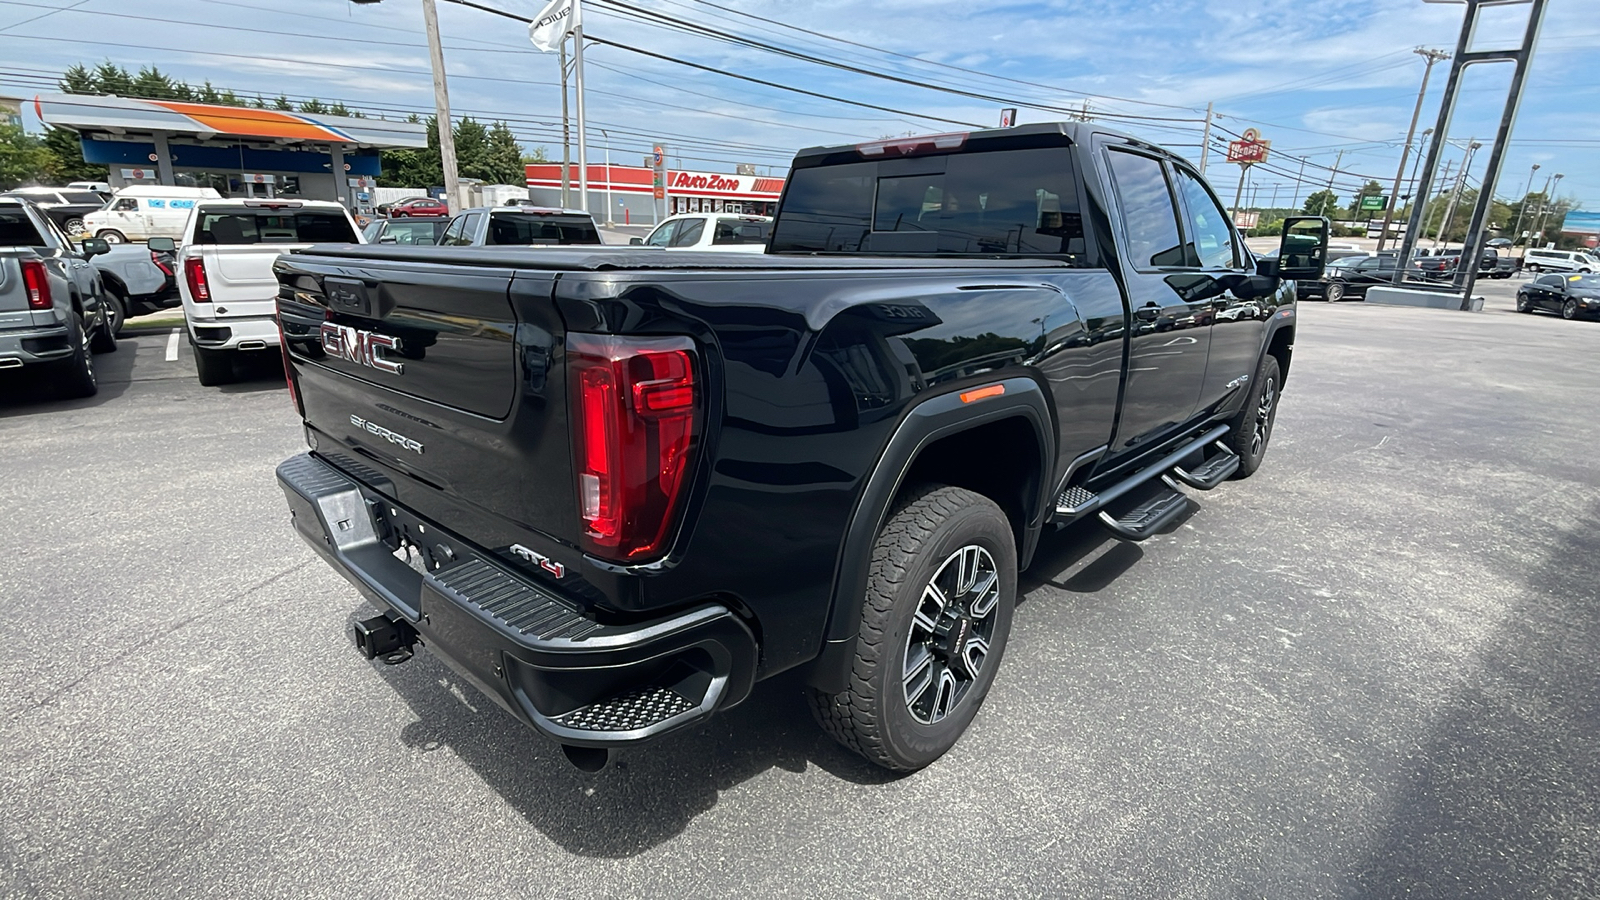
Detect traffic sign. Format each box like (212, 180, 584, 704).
(1360, 195, 1387, 211)
(1226, 128, 1271, 165)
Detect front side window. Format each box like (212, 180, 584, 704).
(1174, 169, 1239, 269)
(1105, 150, 1185, 269)
(645, 219, 678, 247)
(670, 218, 705, 248)
(113, 198, 138, 212)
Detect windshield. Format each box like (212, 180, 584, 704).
(484, 212, 600, 246)
(1569, 275, 1600, 290)
(192, 208, 358, 245)
(770, 146, 1089, 262)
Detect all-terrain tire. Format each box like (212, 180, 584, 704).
(807, 485, 1017, 772)
(1223, 352, 1282, 479)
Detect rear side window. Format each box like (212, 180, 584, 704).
(0, 210, 46, 246)
(192, 209, 357, 244)
(770, 146, 1088, 262)
(712, 220, 770, 245)
(485, 212, 600, 245)
(1105, 150, 1185, 268)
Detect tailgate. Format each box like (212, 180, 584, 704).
(276, 252, 577, 553)
(201, 245, 300, 318)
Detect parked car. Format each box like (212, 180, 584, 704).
(437, 206, 602, 246)
(1518, 273, 1600, 320)
(176, 198, 362, 385)
(630, 213, 773, 252)
(1523, 248, 1596, 274)
(0, 197, 116, 398)
(66, 181, 112, 195)
(1410, 249, 1499, 281)
(382, 197, 449, 218)
(272, 121, 1329, 773)
(362, 218, 450, 246)
(1303, 253, 1399, 301)
(0, 188, 110, 236)
(91, 237, 179, 332)
(83, 186, 223, 244)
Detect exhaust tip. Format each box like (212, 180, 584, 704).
(561, 744, 610, 773)
(237, 340, 269, 351)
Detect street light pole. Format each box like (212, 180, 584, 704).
(1435, 139, 1480, 250)
(1529, 172, 1563, 251)
(1376, 48, 1449, 252)
(420, 0, 461, 214)
(599, 127, 613, 226)
(1508, 162, 1538, 253)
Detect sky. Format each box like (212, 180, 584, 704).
(1, 0, 1596, 213)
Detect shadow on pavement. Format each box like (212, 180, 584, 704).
(1350, 500, 1600, 897)
(0, 340, 138, 415)
(367, 633, 900, 858)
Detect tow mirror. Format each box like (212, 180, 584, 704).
(1269, 216, 1329, 281)
(79, 238, 110, 259)
(629, 237, 644, 246)
(146, 237, 176, 252)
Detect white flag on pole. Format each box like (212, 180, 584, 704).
(529, 0, 578, 53)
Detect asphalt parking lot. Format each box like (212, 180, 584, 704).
(2, 276, 1597, 898)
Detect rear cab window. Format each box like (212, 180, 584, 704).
(0, 206, 47, 246)
(712, 220, 771, 245)
(192, 206, 358, 244)
(485, 212, 601, 246)
(769, 139, 1091, 264)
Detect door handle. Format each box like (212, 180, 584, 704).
(1135, 304, 1161, 321)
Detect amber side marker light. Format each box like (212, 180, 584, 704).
(959, 384, 1005, 403)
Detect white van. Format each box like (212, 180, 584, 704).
(1524, 248, 1596, 274)
(84, 186, 223, 244)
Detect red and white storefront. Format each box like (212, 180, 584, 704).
(525, 164, 786, 223)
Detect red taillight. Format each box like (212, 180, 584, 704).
(20, 259, 51, 310)
(150, 251, 173, 277)
(568, 333, 698, 562)
(184, 256, 210, 302)
(276, 318, 303, 417)
(857, 132, 968, 157)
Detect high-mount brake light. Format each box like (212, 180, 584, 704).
(856, 132, 969, 158)
(184, 256, 211, 302)
(568, 333, 698, 562)
(20, 259, 51, 310)
(244, 200, 303, 209)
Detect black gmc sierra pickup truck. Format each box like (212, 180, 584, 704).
(273, 123, 1328, 772)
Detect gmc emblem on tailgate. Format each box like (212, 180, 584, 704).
(320, 323, 403, 374)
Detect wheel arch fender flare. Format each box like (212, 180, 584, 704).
(806, 375, 1054, 693)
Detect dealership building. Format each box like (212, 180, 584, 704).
(526, 163, 786, 224)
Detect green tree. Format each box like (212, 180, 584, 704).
(481, 121, 525, 184)
(0, 121, 51, 190)
(41, 126, 103, 183)
(1303, 189, 1339, 217)
(521, 147, 549, 166)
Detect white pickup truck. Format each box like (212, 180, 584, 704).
(176, 199, 362, 385)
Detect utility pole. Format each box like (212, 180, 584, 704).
(1292, 157, 1306, 212)
(1528, 172, 1563, 251)
(1436, 138, 1480, 250)
(1509, 162, 1540, 254)
(421, 0, 461, 214)
(1199, 102, 1214, 176)
(559, 40, 570, 208)
(1320, 150, 1344, 218)
(1376, 48, 1449, 252)
(1269, 183, 1280, 212)
(572, 0, 590, 212)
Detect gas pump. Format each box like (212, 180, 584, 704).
(347, 175, 377, 225)
(240, 173, 276, 199)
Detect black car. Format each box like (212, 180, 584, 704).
(1518, 273, 1600, 320)
(0, 188, 109, 235)
(1304, 254, 1399, 301)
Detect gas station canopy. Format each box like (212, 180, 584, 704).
(29, 92, 427, 207)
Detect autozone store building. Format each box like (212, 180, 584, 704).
(525, 164, 785, 224)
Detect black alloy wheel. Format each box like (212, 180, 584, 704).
(808, 485, 1017, 772)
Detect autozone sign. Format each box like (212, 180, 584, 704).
(670, 172, 742, 192)
(1226, 128, 1271, 165)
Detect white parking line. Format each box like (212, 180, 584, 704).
(165, 328, 180, 362)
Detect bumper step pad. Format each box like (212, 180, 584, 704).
(554, 686, 697, 733)
(431, 558, 599, 642)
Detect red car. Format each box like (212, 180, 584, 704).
(385, 197, 449, 218)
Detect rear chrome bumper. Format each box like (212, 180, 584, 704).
(275, 452, 758, 748)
